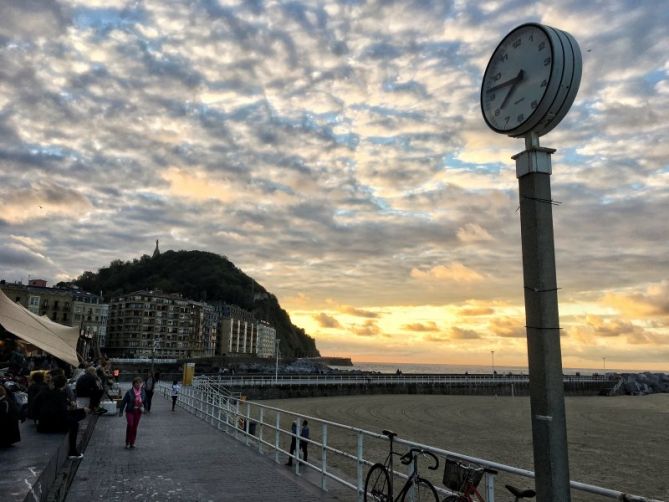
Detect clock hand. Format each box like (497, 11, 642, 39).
(499, 70, 525, 109)
(486, 69, 524, 93)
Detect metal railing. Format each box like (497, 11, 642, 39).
(195, 372, 613, 387)
(159, 379, 659, 502)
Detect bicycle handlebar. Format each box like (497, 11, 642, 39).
(400, 448, 440, 470)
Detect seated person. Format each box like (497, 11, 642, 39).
(33, 375, 86, 459)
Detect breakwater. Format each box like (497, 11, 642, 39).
(210, 374, 616, 400)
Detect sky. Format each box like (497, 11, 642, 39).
(0, 0, 668, 371)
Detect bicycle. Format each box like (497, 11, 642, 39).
(442, 458, 535, 502)
(365, 429, 440, 502)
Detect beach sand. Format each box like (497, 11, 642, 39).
(262, 393, 668, 501)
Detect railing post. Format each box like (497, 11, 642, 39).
(259, 408, 264, 454)
(356, 432, 364, 501)
(485, 470, 496, 502)
(321, 423, 328, 491)
(217, 396, 222, 430)
(294, 415, 301, 476)
(245, 402, 251, 446)
(275, 412, 281, 464)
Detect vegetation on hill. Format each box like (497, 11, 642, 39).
(60, 250, 319, 358)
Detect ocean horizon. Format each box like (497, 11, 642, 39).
(331, 361, 654, 375)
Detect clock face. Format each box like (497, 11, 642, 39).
(481, 25, 554, 134)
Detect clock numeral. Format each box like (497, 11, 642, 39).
(543, 57, 551, 66)
(512, 39, 521, 49)
(494, 108, 500, 116)
(492, 72, 501, 81)
(517, 113, 524, 123)
(498, 53, 508, 62)
(487, 92, 495, 101)
(504, 116, 510, 125)
(540, 79, 547, 88)
(530, 100, 538, 109)
(538, 41, 546, 51)
(529, 34, 534, 42)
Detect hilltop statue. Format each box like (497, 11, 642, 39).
(153, 240, 160, 258)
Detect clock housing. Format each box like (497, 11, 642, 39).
(481, 23, 581, 138)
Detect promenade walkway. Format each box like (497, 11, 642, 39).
(66, 392, 343, 501)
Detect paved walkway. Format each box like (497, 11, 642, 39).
(2, 417, 66, 502)
(66, 392, 345, 501)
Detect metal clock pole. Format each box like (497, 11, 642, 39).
(513, 131, 570, 502)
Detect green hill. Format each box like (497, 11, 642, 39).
(63, 250, 319, 358)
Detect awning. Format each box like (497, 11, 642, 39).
(0, 289, 80, 366)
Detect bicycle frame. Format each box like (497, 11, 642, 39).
(366, 431, 439, 502)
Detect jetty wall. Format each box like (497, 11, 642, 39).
(237, 379, 611, 400)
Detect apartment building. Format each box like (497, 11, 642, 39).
(256, 320, 277, 358)
(1, 280, 73, 325)
(215, 303, 258, 356)
(106, 290, 217, 359)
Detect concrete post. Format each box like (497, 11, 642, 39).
(514, 136, 571, 502)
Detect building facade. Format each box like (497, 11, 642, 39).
(1, 281, 73, 325)
(256, 321, 277, 358)
(106, 290, 217, 359)
(0, 280, 109, 360)
(216, 304, 257, 356)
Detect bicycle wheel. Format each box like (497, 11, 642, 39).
(365, 463, 391, 502)
(442, 496, 464, 502)
(400, 478, 439, 502)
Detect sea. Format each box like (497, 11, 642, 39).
(330, 361, 615, 376)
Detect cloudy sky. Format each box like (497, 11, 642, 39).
(1, 0, 667, 371)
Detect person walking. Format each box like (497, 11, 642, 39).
(119, 377, 146, 449)
(0, 385, 21, 447)
(300, 419, 310, 463)
(170, 380, 180, 411)
(286, 420, 298, 466)
(144, 372, 155, 413)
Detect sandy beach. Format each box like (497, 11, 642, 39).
(262, 393, 668, 501)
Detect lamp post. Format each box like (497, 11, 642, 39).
(602, 357, 606, 372)
(491, 350, 495, 375)
(275, 338, 280, 384)
(151, 336, 160, 376)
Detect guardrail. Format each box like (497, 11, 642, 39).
(159, 378, 659, 502)
(195, 373, 613, 387)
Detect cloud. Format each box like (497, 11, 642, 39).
(0, 184, 92, 224)
(411, 263, 484, 283)
(449, 327, 481, 340)
(601, 282, 669, 317)
(314, 312, 341, 328)
(0, 0, 667, 370)
(489, 317, 526, 339)
(459, 306, 495, 316)
(351, 320, 382, 337)
(337, 305, 380, 319)
(402, 321, 439, 332)
(457, 223, 493, 243)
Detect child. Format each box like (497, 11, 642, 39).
(171, 380, 180, 411)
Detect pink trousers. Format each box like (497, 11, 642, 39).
(125, 409, 142, 446)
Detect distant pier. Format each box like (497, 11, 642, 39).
(202, 373, 616, 400)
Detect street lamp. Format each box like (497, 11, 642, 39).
(602, 357, 606, 372)
(491, 350, 495, 375)
(151, 336, 160, 375)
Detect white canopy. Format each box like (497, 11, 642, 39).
(0, 289, 80, 367)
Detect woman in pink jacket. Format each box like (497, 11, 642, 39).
(118, 377, 146, 449)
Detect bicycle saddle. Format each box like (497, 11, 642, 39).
(382, 429, 397, 439)
(505, 484, 536, 499)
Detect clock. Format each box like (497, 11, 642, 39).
(481, 23, 582, 138)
